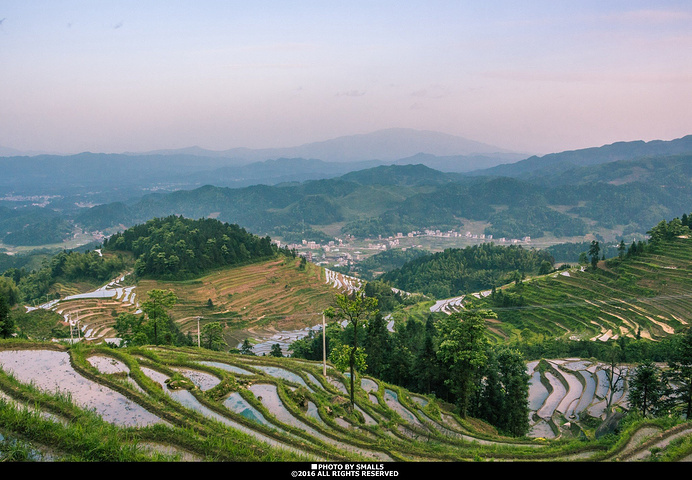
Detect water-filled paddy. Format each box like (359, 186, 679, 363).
(0, 349, 164, 427)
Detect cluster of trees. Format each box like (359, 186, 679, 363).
(0, 249, 127, 306)
(484, 205, 587, 239)
(380, 243, 555, 299)
(343, 184, 494, 238)
(627, 329, 692, 419)
(289, 291, 530, 437)
(342, 248, 429, 281)
(112, 288, 227, 350)
(0, 205, 73, 246)
(573, 213, 692, 270)
(646, 216, 692, 244)
(103, 216, 279, 279)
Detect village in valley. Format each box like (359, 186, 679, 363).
(277, 227, 533, 272)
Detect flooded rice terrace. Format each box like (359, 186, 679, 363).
(0, 344, 641, 463)
(0, 349, 164, 427)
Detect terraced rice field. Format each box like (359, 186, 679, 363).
(526, 358, 632, 439)
(25, 274, 141, 341)
(138, 258, 338, 335)
(22, 258, 347, 346)
(2, 343, 691, 462)
(471, 237, 692, 342)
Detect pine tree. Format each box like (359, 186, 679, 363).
(0, 295, 13, 339)
(437, 309, 494, 417)
(628, 362, 665, 417)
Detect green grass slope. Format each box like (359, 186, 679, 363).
(465, 236, 692, 343)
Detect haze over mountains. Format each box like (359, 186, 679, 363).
(1, 127, 692, 250)
(126, 128, 526, 164)
(0, 128, 525, 198)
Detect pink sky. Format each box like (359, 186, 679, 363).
(1, 1, 691, 155)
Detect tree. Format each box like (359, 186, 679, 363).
(140, 289, 178, 345)
(605, 343, 626, 411)
(474, 345, 530, 436)
(436, 309, 494, 417)
(113, 312, 147, 347)
(363, 311, 391, 379)
(412, 315, 444, 396)
(538, 260, 553, 275)
(628, 361, 665, 417)
(240, 338, 255, 355)
(665, 329, 692, 419)
(201, 321, 227, 351)
(588, 240, 600, 269)
(270, 343, 284, 357)
(0, 295, 14, 339)
(0, 277, 20, 307)
(324, 289, 379, 407)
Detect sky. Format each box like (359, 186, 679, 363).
(1, 1, 691, 155)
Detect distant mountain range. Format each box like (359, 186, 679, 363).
(0, 128, 527, 199)
(125, 128, 526, 164)
(471, 135, 692, 181)
(2, 129, 692, 249)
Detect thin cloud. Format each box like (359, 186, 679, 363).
(481, 69, 692, 84)
(336, 90, 366, 97)
(411, 84, 452, 99)
(605, 9, 692, 24)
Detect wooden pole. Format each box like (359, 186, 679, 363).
(322, 314, 327, 376)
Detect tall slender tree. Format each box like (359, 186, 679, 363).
(141, 289, 178, 345)
(474, 345, 530, 436)
(0, 295, 13, 339)
(588, 240, 600, 269)
(325, 290, 379, 407)
(665, 329, 692, 419)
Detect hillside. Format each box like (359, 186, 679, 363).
(77, 157, 692, 244)
(379, 243, 555, 299)
(457, 235, 692, 344)
(472, 135, 692, 180)
(137, 257, 338, 350)
(2, 152, 691, 249)
(103, 215, 278, 279)
(15, 256, 339, 350)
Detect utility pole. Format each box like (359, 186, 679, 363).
(322, 313, 327, 376)
(197, 316, 201, 348)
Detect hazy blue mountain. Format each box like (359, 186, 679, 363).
(131, 128, 524, 163)
(392, 152, 526, 172)
(469, 135, 692, 180)
(338, 164, 461, 186)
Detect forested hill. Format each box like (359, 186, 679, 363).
(103, 216, 280, 279)
(379, 243, 555, 299)
(471, 134, 692, 180)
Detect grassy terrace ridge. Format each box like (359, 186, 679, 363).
(463, 236, 692, 344)
(2, 340, 691, 462)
